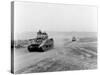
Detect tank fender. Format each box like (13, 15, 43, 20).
(39, 39, 47, 48)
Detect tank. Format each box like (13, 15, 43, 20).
(28, 30, 54, 52)
(72, 36, 77, 42)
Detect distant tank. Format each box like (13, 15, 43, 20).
(72, 36, 77, 42)
(28, 30, 54, 52)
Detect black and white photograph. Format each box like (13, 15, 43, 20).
(11, 1, 97, 74)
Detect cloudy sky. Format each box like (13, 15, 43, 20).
(14, 2, 97, 34)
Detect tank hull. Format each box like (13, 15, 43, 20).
(27, 38, 54, 52)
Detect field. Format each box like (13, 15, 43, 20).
(14, 32, 97, 74)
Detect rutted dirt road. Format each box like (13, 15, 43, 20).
(14, 37, 97, 74)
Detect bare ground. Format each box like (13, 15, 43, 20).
(14, 37, 97, 74)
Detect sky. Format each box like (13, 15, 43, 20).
(14, 2, 97, 34)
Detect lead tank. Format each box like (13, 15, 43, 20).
(28, 30, 54, 52)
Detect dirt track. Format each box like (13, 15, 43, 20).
(14, 37, 97, 74)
